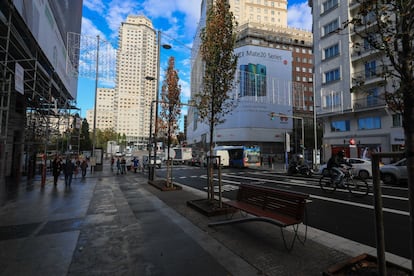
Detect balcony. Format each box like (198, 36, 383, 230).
(353, 96, 387, 111)
(351, 67, 387, 87)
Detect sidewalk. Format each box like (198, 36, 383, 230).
(0, 165, 411, 275)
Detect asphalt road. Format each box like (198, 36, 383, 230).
(155, 165, 411, 259)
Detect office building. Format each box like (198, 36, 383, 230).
(114, 15, 157, 149)
(86, 88, 115, 131)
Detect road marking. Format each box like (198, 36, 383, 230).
(310, 194, 409, 216)
(220, 173, 410, 216)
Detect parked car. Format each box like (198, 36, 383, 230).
(380, 158, 407, 185)
(317, 158, 373, 179)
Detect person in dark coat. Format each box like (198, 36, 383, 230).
(63, 158, 75, 187)
(52, 156, 62, 186)
(80, 159, 88, 178)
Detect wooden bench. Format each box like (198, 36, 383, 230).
(208, 183, 309, 251)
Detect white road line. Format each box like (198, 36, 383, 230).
(219, 173, 409, 216)
(310, 194, 409, 216)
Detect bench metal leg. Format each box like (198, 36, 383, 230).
(280, 224, 307, 252)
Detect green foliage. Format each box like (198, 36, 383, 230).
(195, 0, 238, 127)
(160, 56, 182, 157)
(195, 0, 238, 201)
(80, 119, 92, 151)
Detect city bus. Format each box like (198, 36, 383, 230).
(214, 145, 261, 168)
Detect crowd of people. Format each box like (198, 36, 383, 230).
(51, 155, 89, 187)
(51, 154, 144, 187)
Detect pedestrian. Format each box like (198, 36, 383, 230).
(74, 158, 80, 179)
(133, 157, 139, 173)
(110, 156, 115, 171)
(80, 159, 88, 178)
(116, 157, 121, 175)
(121, 157, 126, 174)
(51, 156, 62, 186)
(63, 157, 75, 187)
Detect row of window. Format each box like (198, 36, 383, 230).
(244, 0, 283, 7)
(331, 116, 381, 132)
(247, 14, 280, 23)
(330, 115, 402, 132)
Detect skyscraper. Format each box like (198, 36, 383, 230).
(114, 15, 157, 149)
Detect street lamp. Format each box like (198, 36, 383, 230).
(311, 78, 319, 170)
(146, 30, 171, 180)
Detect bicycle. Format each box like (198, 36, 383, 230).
(319, 165, 369, 197)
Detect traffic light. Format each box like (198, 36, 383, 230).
(349, 138, 356, 145)
(269, 112, 275, 120)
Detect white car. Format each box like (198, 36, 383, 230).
(380, 158, 407, 185)
(318, 158, 372, 179)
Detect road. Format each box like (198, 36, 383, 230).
(154, 164, 411, 259)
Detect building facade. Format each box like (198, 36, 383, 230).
(0, 0, 82, 200)
(188, 0, 314, 159)
(309, 0, 404, 162)
(86, 88, 115, 131)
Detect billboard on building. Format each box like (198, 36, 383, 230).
(12, 0, 82, 99)
(213, 45, 293, 141)
(187, 45, 294, 144)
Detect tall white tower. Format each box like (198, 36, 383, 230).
(115, 15, 157, 148)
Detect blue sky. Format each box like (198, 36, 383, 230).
(77, 0, 312, 119)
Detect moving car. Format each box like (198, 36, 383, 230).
(380, 158, 407, 185)
(318, 158, 372, 179)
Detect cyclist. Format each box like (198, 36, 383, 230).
(327, 150, 351, 185)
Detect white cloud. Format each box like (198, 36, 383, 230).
(81, 17, 107, 39)
(287, 2, 312, 31)
(106, 0, 138, 36)
(83, 0, 105, 14)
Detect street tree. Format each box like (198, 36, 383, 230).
(345, 0, 414, 265)
(194, 0, 238, 202)
(160, 56, 182, 187)
(80, 118, 92, 152)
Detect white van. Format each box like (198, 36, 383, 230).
(204, 149, 230, 167)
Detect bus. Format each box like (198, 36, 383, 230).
(214, 145, 261, 168)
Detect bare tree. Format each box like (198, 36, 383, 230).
(160, 56, 181, 187)
(346, 0, 414, 265)
(194, 0, 238, 202)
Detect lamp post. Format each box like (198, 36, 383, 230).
(146, 30, 171, 180)
(311, 78, 319, 170)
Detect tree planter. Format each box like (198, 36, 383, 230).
(148, 179, 182, 191)
(187, 198, 236, 217)
(323, 253, 411, 275)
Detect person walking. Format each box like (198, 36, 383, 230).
(51, 156, 62, 186)
(110, 157, 115, 171)
(63, 158, 75, 187)
(74, 158, 80, 179)
(80, 159, 88, 178)
(121, 157, 126, 174)
(133, 157, 139, 173)
(116, 157, 121, 175)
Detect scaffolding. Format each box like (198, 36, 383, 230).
(0, 0, 78, 188)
